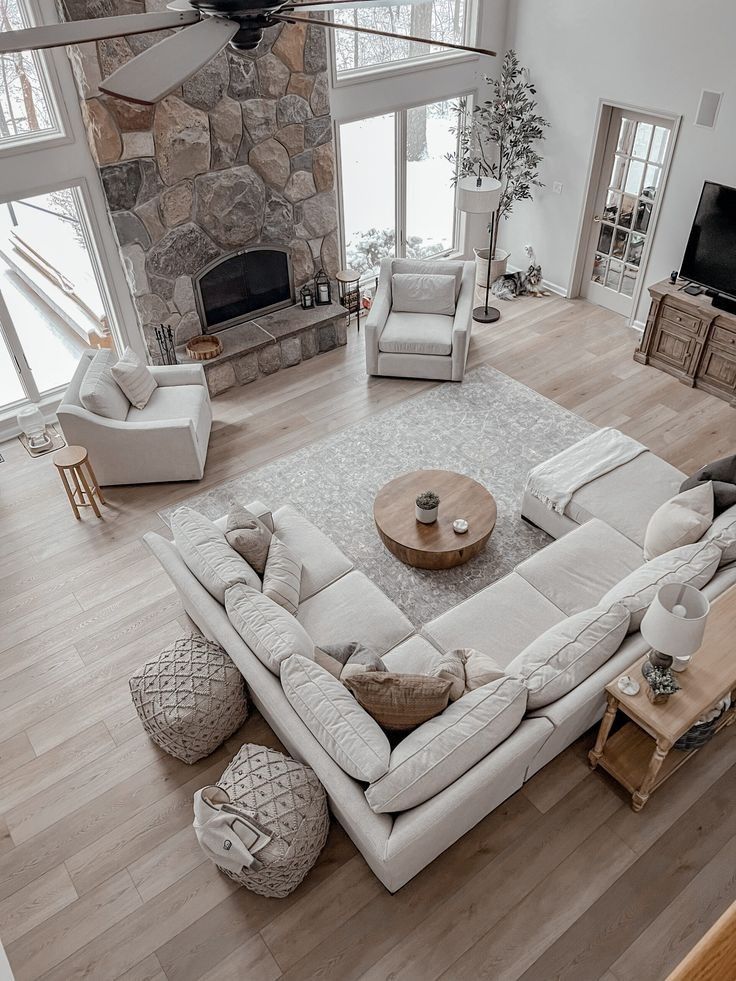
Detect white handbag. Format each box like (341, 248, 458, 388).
(193, 786, 272, 873)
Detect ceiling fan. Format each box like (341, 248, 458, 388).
(0, 0, 496, 105)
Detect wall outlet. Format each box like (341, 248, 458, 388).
(552, 181, 563, 195)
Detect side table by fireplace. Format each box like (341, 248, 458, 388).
(589, 585, 736, 810)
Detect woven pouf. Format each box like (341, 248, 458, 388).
(215, 744, 330, 898)
(129, 635, 247, 764)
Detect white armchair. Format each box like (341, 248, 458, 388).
(56, 352, 212, 486)
(365, 257, 476, 381)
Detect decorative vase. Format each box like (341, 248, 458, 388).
(474, 247, 510, 288)
(646, 687, 670, 705)
(416, 504, 438, 524)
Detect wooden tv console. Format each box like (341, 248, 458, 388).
(634, 279, 736, 406)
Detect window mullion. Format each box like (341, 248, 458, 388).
(396, 109, 407, 258)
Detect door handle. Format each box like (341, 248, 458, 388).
(593, 215, 602, 222)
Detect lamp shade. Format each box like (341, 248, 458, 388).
(640, 583, 710, 659)
(456, 175, 502, 215)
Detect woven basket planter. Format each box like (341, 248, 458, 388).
(215, 744, 330, 898)
(674, 710, 724, 751)
(130, 635, 247, 764)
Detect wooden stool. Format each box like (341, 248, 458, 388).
(53, 445, 106, 519)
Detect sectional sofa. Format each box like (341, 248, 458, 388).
(144, 448, 736, 892)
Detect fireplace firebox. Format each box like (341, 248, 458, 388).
(195, 246, 294, 334)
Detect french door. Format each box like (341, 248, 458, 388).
(583, 108, 675, 318)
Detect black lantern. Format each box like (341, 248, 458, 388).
(300, 284, 314, 309)
(314, 269, 332, 306)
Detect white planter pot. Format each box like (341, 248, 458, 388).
(416, 504, 438, 524)
(474, 248, 510, 288)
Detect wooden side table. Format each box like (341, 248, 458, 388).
(589, 588, 736, 810)
(53, 445, 106, 520)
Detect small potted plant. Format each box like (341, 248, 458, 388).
(415, 490, 440, 525)
(645, 667, 680, 705)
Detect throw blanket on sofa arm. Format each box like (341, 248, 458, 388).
(526, 427, 647, 515)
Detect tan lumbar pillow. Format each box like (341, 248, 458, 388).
(643, 482, 714, 560)
(225, 506, 273, 575)
(110, 346, 157, 410)
(343, 672, 452, 732)
(262, 536, 303, 615)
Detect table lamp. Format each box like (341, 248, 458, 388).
(640, 583, 710, 677)
(456, 174, 503, 324)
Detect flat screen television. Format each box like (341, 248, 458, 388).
(681, 181, 736, 306)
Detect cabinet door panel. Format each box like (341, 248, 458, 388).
(697, 344, 736, 395)
(650, 323, 694, 373)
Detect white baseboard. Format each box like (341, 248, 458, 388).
(631, 319, 646, 332)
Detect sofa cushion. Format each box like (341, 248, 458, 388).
(681, 454, 736, 515)
(391, 258, 464, 299)
(344, 673, 453, 732)
(600, 540, 722, 632)
(378, 312, 454, 357)
(424, 573, 567, 669)
(515, 518, 643, 615)
(281, 655, 390, 782)
(382, 635, 446, 675)
(364, 676, 528, 813)
(225, 583, 314, 674)
(262, 537, 302, 615)
(127, 384, 208, 434)
(79, 349, 129, 421)
(271, 504, 353, 600)
(506, 604, 630, 710)
(111, 347, 157, 410)
(643, 482, 714, 560)
(703, 503, 736, 566)
(297, 570, 413, 655)
(566, 451, 685, 546)
(391, 273, 456, 316)
(225, 506, 272, 575)
(171, 507, 261, 603)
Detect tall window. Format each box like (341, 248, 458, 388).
(340, 99, 460, 278)
(333, 0, 471, 78)
(0, 0, 59, 146)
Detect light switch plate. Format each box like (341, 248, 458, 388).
(552, 181, 563, 195)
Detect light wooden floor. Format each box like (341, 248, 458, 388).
(1, 294, 735, 981)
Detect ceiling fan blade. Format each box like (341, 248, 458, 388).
(99, 17, 238, 105)
(0, 9, 199, 54)
(275, 12, 496, 57)
(282, 0, 430, 10)
(166, 0, 197, 10)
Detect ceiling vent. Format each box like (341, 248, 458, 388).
(695, 90, 722, 128)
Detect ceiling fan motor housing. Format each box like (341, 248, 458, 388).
(190, 0, 285, 50)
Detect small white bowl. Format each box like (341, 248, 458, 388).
(453, 518, 469, 535)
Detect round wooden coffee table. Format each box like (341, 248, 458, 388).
(374, 469, 497, 570)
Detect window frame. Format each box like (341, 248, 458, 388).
(336, 92, 471, 280)
(328, 0, 480, 89)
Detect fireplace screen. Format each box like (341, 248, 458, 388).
(195, 247, 294, 333)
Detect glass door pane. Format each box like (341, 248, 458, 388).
(405, 100, 457, 259)
(340, 113, 396, 277)
(0, 187, 108, 396)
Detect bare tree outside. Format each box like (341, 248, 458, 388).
(0, 0, 54, 141)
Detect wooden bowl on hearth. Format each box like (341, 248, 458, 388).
(186, 335, 222, 361)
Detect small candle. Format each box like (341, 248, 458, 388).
(453, 518, 469, 534)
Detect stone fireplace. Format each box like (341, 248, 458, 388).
(63, 2, 344, 394)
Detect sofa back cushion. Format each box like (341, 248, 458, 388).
(281, 654, 390, 782)
(364, 676, 527, 813)
(79, 349, 130, 421)
(506, 604, 630, 710)
(391, 258, 464, 299)
(171, 507, 261, 603)
(225, 583, 313, 675)
(600, 540, 721, 632)
(643, 482, 713, 560)
(703, 503, 736, 566)
(391, 273, 456, 316)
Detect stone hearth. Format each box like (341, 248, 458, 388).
(62, 2, 340, 366)
(177, 301, 347, 395)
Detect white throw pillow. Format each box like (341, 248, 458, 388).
(79, 350, 130, 420)
(225, 583, 313, 675)
(506, 604, 630, 710)
(703, 503, 736, 566)
(281, 654, 390, 782)
(262, 536, 303, 615)
(364, 676, 527, 813)
(111, 347, 157, 410)
(600, 540, 721, 632)
(462, 649, 506, 692)
(391, 273, 456, 316)
(643, 482, 714, 560)
(171, 506, 261, 603)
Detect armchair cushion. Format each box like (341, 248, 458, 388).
(79, 349, 129, 421)
(378, 312, 454, 356)
(127, 385, 210, 451)
(391, 273, 456, 316)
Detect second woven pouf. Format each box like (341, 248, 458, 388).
(130, 635, 247, 764)
(216, 744, 330, 898)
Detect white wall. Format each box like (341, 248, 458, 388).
(502, 0, 736, 322)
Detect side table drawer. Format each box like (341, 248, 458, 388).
(660, 304, 703, 334)
(712, 324, 736, 348)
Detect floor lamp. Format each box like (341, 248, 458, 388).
(456, 175, 503, 324)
